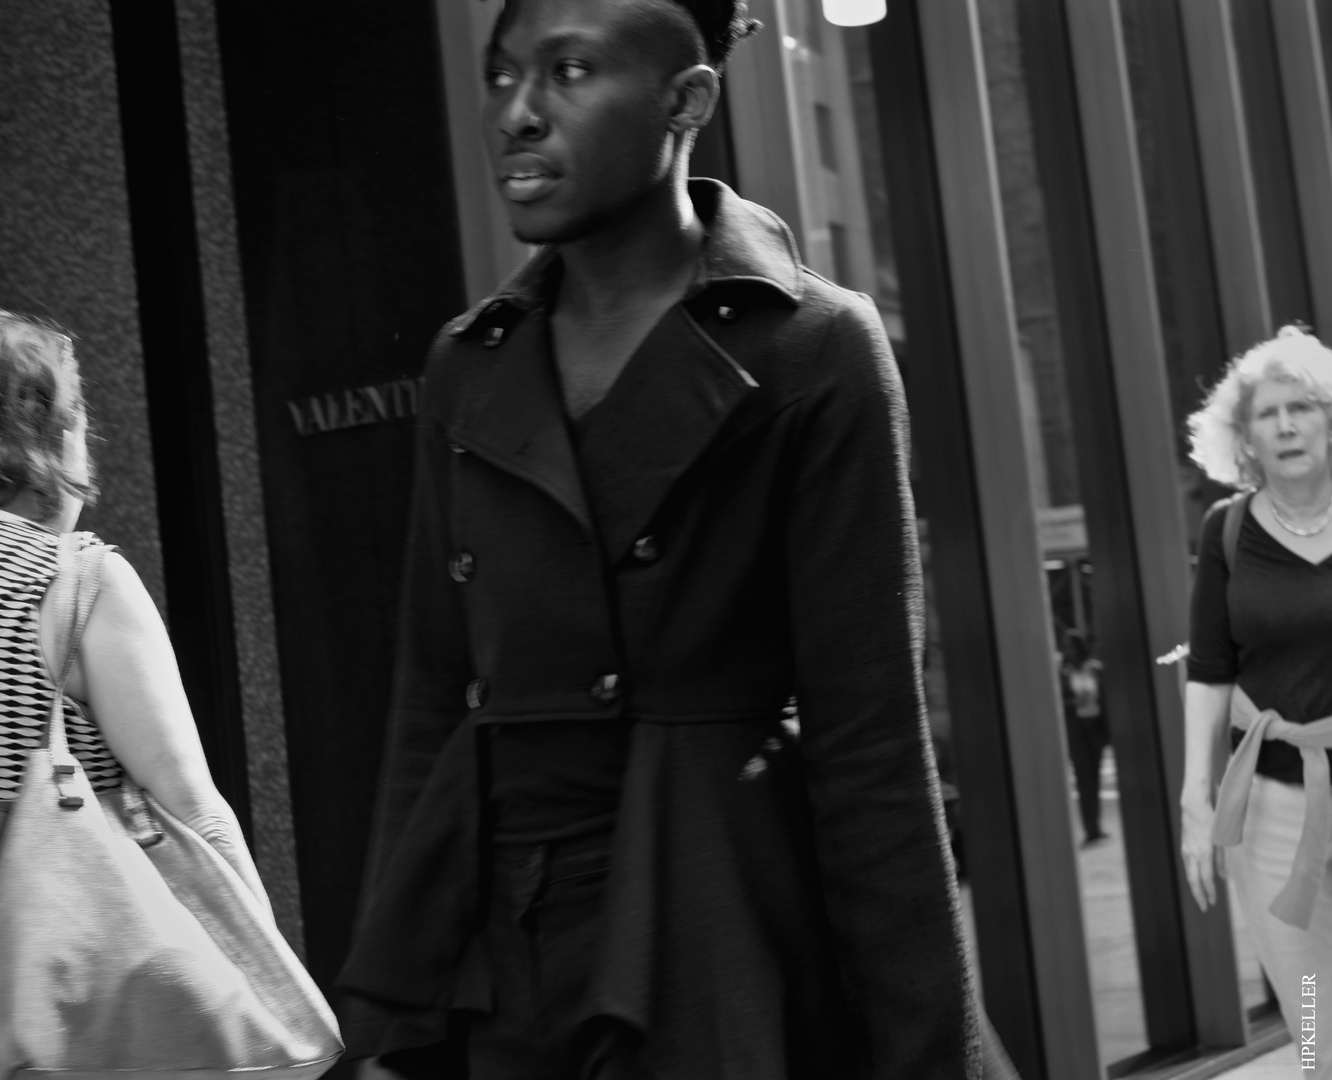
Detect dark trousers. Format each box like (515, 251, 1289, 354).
(1065, 713, 1109, 839)
(384, 833, 642, 1080)
(470, 835, 643, 1079)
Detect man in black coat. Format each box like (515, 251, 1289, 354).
(339, 0, 992, 1076)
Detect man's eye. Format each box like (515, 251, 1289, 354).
(553, 60, 590, 83)
(486, 68, 516, 89)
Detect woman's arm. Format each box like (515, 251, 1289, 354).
(40, 549, 271, 917)
(1180, 679, 1233, 911)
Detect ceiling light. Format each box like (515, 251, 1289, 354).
(822, 0, 887, 26)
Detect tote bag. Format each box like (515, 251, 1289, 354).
(0, 535, 342, 1079)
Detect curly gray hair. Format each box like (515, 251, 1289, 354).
(1188, 325, 1332, 489)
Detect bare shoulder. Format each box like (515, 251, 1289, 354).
(49, 549, 163, 701)
(87, 549, 163, 635)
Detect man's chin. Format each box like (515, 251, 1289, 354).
(511, 226, 555, 245)
(508, 207, 596, 246)
(511, 224, 578, 246)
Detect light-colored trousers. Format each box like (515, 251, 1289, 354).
(1227, 775, 1332, 1076)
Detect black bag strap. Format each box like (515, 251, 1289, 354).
(1221, 491, 1253, 576)
(1158, 493, 1251, 675)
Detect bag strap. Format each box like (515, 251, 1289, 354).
(1157, 490, 1253, 674)
(1222, 491, 1253, 576)
(46, 538, 162, 840)
(43, 536, 110, 778)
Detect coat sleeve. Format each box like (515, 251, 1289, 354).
(786, 297, 981, 1079)
(361, 359, 474, 892)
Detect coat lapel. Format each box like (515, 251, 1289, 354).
(575, 304, 758, 564)
(449, 308, 594, 534)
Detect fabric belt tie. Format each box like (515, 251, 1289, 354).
(1212, 686, 1332, 929)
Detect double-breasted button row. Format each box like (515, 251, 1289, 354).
(449, 551, 475, 583)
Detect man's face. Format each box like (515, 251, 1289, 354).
(483, 0, 680, 244)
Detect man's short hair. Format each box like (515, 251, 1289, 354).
(489, 0, 761, 71)
(670, 0, 761, 69)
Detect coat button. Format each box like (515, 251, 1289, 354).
(717, 305, 738, 321)
(466, 678, 488, 709)
(449, 441, 467, 454)
(484, 326, 505, 348)
(449, 551, 476, 583)
(589, 674, 621, 706)
(631, 535, 660, 564)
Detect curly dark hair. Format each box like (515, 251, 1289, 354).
(0, 312, 97, 524)
(488, 0, 761, 69)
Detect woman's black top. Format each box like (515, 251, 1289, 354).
(1188, 499, 1332, 784)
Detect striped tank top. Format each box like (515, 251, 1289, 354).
(0, 511, 123, 803)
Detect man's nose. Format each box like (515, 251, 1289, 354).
(1278, 408, 1298, 433)
(499, 79, 548, 141)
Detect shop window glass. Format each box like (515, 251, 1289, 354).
(1117, 0, 1272, 1022)
(759, 0, 978, 976)
(978, 0, 1150, 1064)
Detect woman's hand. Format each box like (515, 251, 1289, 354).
(1180, 792, 1221, 911)
(1180, 680, 1234, 913)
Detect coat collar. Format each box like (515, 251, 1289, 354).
(446, 180, 795, 552)
(447, 297, 761, 555)
(446, 179, 804, 337)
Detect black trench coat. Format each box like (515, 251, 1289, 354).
(338, 180, 982, 1079)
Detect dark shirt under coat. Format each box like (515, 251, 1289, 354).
(337, 180, 982, 1078)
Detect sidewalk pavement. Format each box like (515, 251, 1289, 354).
(1212, 1041, 1298, 1078)
(959, 751, 1273, 1070)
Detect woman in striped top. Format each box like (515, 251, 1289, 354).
(0, 311, 268, 913)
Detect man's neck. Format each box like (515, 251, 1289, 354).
(554, 180, 705, 325)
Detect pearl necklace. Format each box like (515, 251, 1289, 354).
(1268, 491, 1332, 537)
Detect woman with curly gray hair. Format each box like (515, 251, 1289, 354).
(1182, 325, 1332, 1073)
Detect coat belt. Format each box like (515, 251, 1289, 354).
(1211, 686, 1332, 929)
(470, 710, 784, 726)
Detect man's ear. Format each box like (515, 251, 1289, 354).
(668, 64, 721, 133)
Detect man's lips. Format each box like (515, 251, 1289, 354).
(497, 155, 562, 203)
(501, 175, 560, 202)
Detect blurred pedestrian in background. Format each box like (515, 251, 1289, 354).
(1059, 631, 1108, 847)
(1182, 325, 1332, 1076)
